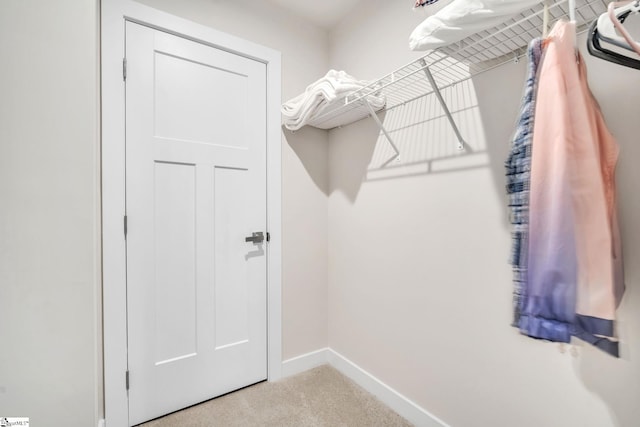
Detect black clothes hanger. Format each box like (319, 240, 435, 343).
(597, 10, 634, 51)
(587, 20, 640, 70)
(414, 0, 442, 7)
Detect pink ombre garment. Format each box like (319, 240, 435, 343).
(520, 20, 624, 356)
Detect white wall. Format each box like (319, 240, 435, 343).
(1, 1, 329, 425)
(328, 1, 640, 426)
(0, 1, 102, 426)
(135, 0, 331, 363)
(5, 0, 639, 425)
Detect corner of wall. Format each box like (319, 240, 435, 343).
(280, 347, 448, 427)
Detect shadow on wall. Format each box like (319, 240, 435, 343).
(569, 123, 640, 427)
(326, 117, 379, 203)
(282, 125, 330, 196)
(571, 50, 640, 426)
(364, 78, 490, 183)
(327, 71, 492, 203)
(575, 278, 640, 426)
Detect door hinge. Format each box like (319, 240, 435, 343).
(124, 215, 128, 239)
(126, 370, 130, 390)
(123, 57, 127, 81)
(266, 232, 271, 242)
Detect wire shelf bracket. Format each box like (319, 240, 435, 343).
(419, 59, 466, 151)
(363, 98, 401, 162)
(299, 0, 608, 160)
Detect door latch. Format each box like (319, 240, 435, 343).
(245, 231, 265, 244)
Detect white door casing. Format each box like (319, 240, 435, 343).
(102, 2, 282, 426)
(125, 22, 268, 425)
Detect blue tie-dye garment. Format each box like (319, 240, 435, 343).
(505, 38, 545, 326)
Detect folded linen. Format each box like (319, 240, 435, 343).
(282, 70, 385, 131)
(409, 0, 542, 51)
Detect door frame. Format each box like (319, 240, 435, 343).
(101, 1, 282, 426)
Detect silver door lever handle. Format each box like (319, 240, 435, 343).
(245, 232, 265, 244)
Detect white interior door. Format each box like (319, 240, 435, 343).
(125, 21, 267, 426)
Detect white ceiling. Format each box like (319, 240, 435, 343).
(266, 0, 364, 29)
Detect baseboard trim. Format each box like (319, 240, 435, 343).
(97, 419, 105, 427)
(281, 347, 329, 378)
(327, 349, 449, 427)
(281, 347, 447, 427)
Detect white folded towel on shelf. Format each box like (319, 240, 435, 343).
(282, 70, 385, 131)
(409, 0, 542, 51)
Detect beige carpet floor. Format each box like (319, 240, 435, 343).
(138, 365, 414, 427)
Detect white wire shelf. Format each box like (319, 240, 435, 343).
(309, 0, 609, 143)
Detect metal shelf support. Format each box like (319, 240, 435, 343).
(292, 0, 608, 157)
(419, 59, 466, 151)
(364, 98, 400, 162)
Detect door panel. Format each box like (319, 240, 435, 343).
(153, 161, 197, 365)
(125, 22, 267, 426)
(214, 166, 251, 350)
(153, 51, 249, 147)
